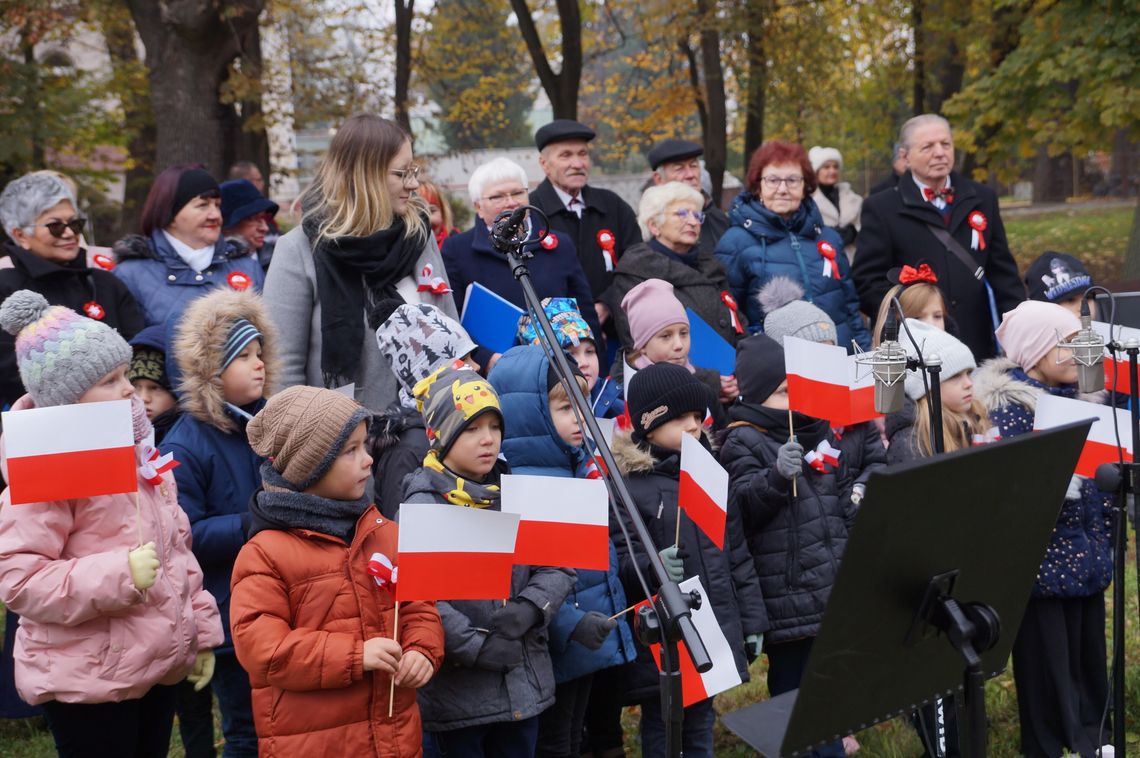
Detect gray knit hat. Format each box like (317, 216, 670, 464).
(374, 301, 478, 408)
(900, 318, 976, 400)
(759, 276, 838, 345)
(0, 290, 132, 407)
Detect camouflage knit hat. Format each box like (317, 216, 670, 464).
(413, 362, 503, 459)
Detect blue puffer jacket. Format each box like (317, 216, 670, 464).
(590, 376, 624, 419)
(113, 231, 265, 328)
(489, 346, 637, 683)
(715, 193, 871, 351)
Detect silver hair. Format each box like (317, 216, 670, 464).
(468, 157, 529, 206)
(637, 181, 704, 240)
(898, 114, 952, 150)
(0, 173, 77, 237)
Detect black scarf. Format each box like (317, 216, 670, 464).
(728, 402, 830, 449)
(819, 183, 840, 211)
(304, 210, 427, 387)
(249, 463, 370, 542)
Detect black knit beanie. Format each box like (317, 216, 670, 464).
(735, 334, 786, 405)
(627, 362, 710, 441)
(172, 168, 220, 219)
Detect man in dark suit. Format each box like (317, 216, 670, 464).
(646, 138, 729, 256)
(528, 120, 641, 327)
(852, 114, 1025, 360)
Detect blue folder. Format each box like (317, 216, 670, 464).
(461, 282, 526, 354)
(686, 307, 736, 375)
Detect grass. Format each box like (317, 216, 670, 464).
(1004, 203, 1135, 285)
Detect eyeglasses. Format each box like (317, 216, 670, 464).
(671, 208, 706, 224)
(33, 217, 86, 238)
(483, 189, 528, 205)
(390, 164, 422, 186)
(760, 175, 804, 189)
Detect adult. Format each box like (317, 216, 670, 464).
(715, 141, 871, 352)
(417, 179, 459, 251)
(228, 160, 265, 193)
(869, 142, 906, 196)
(265, 114, 457, 411)
(0, 172, 144, 413)
(852, 114, 1025, 361)
(647, 138, 729, 255)
(441, 157, 600, 370)
(809, 146, 862, 261)
(603, 181, 743, 348)
(113, 166, 265, 328)
(221, 179, 279, 270)
(527, 119, 641, 314)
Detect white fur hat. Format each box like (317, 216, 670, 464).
(900, 319, 976, 400)
(808, 146, 843, 172)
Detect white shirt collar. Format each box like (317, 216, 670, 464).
(911, 173, 952, 194)
(551, 183, 583, 212)
(162, 230, 215, 272)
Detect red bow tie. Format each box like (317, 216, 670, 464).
(923, 186, 955, 204)
(899, 263, 938, 285)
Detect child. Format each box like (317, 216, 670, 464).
(620, 277, 734, 414)
(0, 290, 223, 756)
(129, 325, 179, 442)
(974, 301, 1112, 758)
(872, 263, 949, 345)
(611, 361, 766, 758)
(371, 298, 479, 518)
(517, 296, 624, 419)
(402, 363, 575, 756)
(161, 288, 277, 757)
(230, 386, 444, 755)
(488, 345, 637, 757)
(884, 319, 990, 462)
(718, 334, 852, 758)
(1024, 251, 1096, 318)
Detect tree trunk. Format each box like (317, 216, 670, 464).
(126, 0, 264, 179)
(912, 0, 925, 114)
(394, 0, 415, 132)
(1110, 130, 1135, 198)
(1124, 201, 1140, 281)
(21, 20, 44, 168)
(1032, 147, 1074, 203)
(698, 16, 726, 201)
(742, 1, 767, 174)
(510, 0, 582, 120)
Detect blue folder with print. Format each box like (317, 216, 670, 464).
(462, 282, 526, 354)
(686, 307, 736, 375)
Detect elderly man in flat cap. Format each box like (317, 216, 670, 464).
(647, 138, 728, 255)
(528, 120, 641, 322)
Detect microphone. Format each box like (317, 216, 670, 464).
(1060, 300, 1105, 393)
(856, 309, 908, 414)
(490, 206, 529, 249)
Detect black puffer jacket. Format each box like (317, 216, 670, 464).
(834, 420, 887, 487)
(884, 396, 922, 464)
(610, 432, 767, 704)
(368, 404, 428, 520)
(719, 403, 855, 644)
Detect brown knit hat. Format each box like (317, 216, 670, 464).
(247, 386, 371, 491)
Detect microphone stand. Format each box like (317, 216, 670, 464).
(489, 207, 711, 758)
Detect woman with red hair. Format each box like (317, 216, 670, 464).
(715, 141, 870, 352)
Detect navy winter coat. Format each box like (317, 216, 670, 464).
(590, 376, 624, 419)
(489, 346, 636, 683)
(715, 193, 870, 351)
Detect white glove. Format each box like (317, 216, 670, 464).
(1065, 474, 1084, 501)
(128, 542, 159, 591)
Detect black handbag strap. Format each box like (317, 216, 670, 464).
(926, 222, 984, 281)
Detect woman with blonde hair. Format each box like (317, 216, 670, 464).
(265, 114, 458, 410)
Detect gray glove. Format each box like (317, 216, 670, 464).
(776, 441, 804, 481)
(570, 611, 617, 650)
(745, 633, 764, 663)
(658, 545, 686, 583)
(491, 599, 542, 640)
(474, 633, 524, 672)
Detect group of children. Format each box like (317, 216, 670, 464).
(0, 245, 1114, 758)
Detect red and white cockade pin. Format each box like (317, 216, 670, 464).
(967, 211, 988, 251)
(720, 291, 744, 334)
(82, 301, 105, 320)
(817, 239, 840, 279)
(228, 271, 252, 291)
(368, 552, 398, 591)
(92, 253, 115, 271)
(417, 263, 452, 295)
(540, 232, 559, 250)
(596, 229, 617, 272)
(139, 445, 179, 486)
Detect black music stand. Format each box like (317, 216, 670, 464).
(721, 421, 1093, 757)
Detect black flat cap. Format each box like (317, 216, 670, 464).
(647, 138, 703, 170)
(535, 119, 596, 151)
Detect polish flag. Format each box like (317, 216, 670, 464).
(1091, 321, 1140, 395)
(396, 502, 520, 601)
(640, 576, 743, 706)
(3, 400, 136, 505)
(501, 474, 610, 570)
(1033, 393, 1132, 477)
(784, 337, 878, 427)
(679, 434, 729, 549)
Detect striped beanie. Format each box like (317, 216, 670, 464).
(220, 318, 262, 374)
(0, 289, 132, 407)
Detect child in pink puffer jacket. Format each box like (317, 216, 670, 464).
(0, 290, 223, 758)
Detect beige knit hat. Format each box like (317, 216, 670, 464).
(248, 386, 371, 491)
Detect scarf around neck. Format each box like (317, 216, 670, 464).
(251, 463, 370, 542)
(162, 230, 216, 272)
(303, 208, 427, 387)
(421, 449, 502, 508)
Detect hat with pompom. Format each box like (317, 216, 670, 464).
(759, 276, 838, 345)
(0, 289, 132, 407)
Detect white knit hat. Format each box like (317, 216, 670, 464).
(900, 319, 976, 400)
(808, 146, 843, 172)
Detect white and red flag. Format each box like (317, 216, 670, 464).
(396, 502, 520, 601)
(501, 474, 610, 570)
(3, 399, 136, 505)
(784, 337, 877, 427)
(1033, 393, 1132, 477)
(678, 434, 729, 550)
(804, 439, 842, 473)
(640, 576, 743, 706)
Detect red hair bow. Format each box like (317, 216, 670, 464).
(899, 264, 937, 285)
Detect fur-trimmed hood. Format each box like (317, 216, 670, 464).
(973, 357, 1104, 414)
(172, 289, 278, 432)
(611, 428, 714, 477)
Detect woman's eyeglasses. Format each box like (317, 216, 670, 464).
(760, 175, 804, 189)
(483, 189, 529, 205)
(671, 208, 706, 224)
(390, 164, 422, 186)
(33, 217, 86, 238)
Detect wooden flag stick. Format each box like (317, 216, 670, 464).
(674, 504, 683, 548)
(609, 603, 640, 621)
(788, 409, 798, 498)
(388, 602, 400, 718)
(134, 490, 147, 601)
